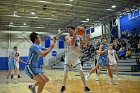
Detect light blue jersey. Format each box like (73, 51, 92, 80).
(97, 43, 109, 67)
(100, 43, 108, 57)
(8, 50, 16, 70)
(26, 44, 45, 67)
(9, 50, 15, 62)
(25, 43, 45, 79)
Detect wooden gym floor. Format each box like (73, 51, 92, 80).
(0, 70, 140, 93)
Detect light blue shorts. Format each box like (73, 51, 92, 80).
(97, 56, 109, 67)
(8, 61, 15, 70)
(25, 65, 44, 79)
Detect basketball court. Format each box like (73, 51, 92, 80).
(0, 0, 140, 93)
(0, 70, 140, 93)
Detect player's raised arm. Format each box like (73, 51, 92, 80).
(39, 36, 56, 57)
(79, 34, 90, 47)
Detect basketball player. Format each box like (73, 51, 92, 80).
(60, 26, 91, 92)
(14, 52, 25, 83)
(108, 44, 119, 76)
(6, 46, 18, 83)
(85, 37, 117, 85)
(25, 32, 56, 93)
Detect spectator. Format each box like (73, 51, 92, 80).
(118, 48, 126, 60)
(120, 39, 126, 49)
(112, 38, 121, 52)
(126, 48, 132, 59)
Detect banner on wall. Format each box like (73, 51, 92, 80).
(86, 28, 90, 34)
(58, 37, 64, 49)
(45, 36, 51, 48)
(120, 9, 140, 32)
(90, 27, 94, 33)
(86, 27, 94, 35)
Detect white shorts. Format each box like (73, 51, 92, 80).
(15, 62, 19, 69)
(64, 55, 81, 67)
(109, 59, 117, 66)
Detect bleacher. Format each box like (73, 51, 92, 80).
(49, 32, 140, 72)
(50, 52, 140, 72)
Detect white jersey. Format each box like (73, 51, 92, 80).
(14, 57, 20, 69)
(108, 50, 117, 65)
(66, 36, 81, 58)
(65, 35, 81, 66)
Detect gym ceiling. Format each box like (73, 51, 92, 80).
(0, 0, 140, 35)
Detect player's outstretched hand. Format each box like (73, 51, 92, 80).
(53, 36, 57, 43)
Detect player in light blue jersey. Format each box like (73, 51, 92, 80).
(25, 32, 56, 93)
(85, 37, 118, 85)
(6, 46, 17, 83)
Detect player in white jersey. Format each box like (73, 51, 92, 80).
(108, 44, 119, 76)
(60, 26, 91, 93)
(13, 52, 25, 83)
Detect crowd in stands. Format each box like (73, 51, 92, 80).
(80, 30, 140, 64)
(111, 30, 140, 60)
(59, 30, 140, 65)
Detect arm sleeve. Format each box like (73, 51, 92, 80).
(33, 45, 43, 54)
(41, 46, 46, 51)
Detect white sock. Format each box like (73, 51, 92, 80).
(14, 75, 17, 80)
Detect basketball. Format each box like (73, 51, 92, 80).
(77, 27, 85, 36)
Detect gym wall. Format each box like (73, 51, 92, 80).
(0, 33, 66, 70)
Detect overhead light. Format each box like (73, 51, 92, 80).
(112, 5, 116, 8)
(34, 25, 45, 28)
(106, 9, 114, 11)
(8, 15, 21, 17)
(6, 25, 29, 28)
(0, 31, 49, 34)
(34, 26, 45, 28)
(9, 22, 13, 25)
(31, 12, 35, 15)
(63, 4, 73, 6)
(23, 23, 27, 25)
(13, 15, 21, 17)
(39, 1, 51, 3)
(69, 0, 74, 1)
(86, 18, 89, 21)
